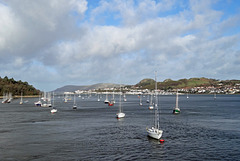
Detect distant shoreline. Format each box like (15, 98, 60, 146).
(0, 95, 39, 99)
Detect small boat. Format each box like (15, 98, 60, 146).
(35, 93, 42, 106)
(146, 94, 150, 103)
(139, 94, 142, 106)
(104, 92, 109, 104)
(149, 94, 154, 110)
(73, 94, 77, 110)
(42, 92, 52, 107)
(123, 94, 127, 102)
(108, 101, 114, 106)
(20, 92, 23, 104)
(51, 108, 57, 113)
(2, 93, 12, 103)
(51, 92, 57, 113)
(97, 93, 100, 101)
(73, 105, 77, 110)
(34, 100, 42, 107)
(116, 85, 125, 119)
(173, 91, 181, 114)
(147, 71, 163, 140)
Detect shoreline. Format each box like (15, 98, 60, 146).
(0, 95, 39, 99)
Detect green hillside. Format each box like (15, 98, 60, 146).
(0, 76, 40, 96)
(135, 77, 239, 90)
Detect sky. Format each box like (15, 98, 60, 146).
(0, 0, 240, 91)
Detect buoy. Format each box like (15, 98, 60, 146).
(159, 139, 164, 143)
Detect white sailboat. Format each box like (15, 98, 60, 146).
(123, 94, 127, 102)
(112, 89, 115, 103)
(73, 94, 77, 110)
(97, 93, 100, 101)
(51, 92, 57, 113)
(2, 92, 11, 103)
(139, 94, 142, 106)
(20, 92, 23, 104)
(147, 71, 163, 140)
(149, 93, 153, 110)
(173, 90, 181, 114)
(42, 92, 52, 107)
(116, 85, 125, 119)
(104, 92, 109, 104)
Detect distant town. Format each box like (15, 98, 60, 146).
(66, 81, 240, 95)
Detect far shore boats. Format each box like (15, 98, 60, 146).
(2, 92, 12, 104)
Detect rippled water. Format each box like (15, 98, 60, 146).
(0, 94, 239, 160)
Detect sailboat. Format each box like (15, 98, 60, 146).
(146, 94, 150, 103)
(51, 92, 57, 113)
(146, 71, 163, 140)
(149, 93, 153, 110)
(139, 94, 143, 106)
(20, 92, 23, 104)
(123, 94, 127, 102)
(116, 85, 125, 119)
(73, 94, 77, 110)
(42, 92, 52, 107)
(173, 90, 181, 114)
(104, 92, 109, 104)
(34, 93, 42, 107)
(97, 93, 100, 101)
(2, 92, 11, 103)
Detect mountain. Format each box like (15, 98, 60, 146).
(54, 83, 122, 93)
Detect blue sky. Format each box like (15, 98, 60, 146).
(0, 0, 240, 91)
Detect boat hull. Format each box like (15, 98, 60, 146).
(108, 102, 114, 106)
(51, 109, 57, 113)
(173, 107, 180, 114)
(116, 112, 125, 119)
(73, 106, 77, 110)
(149, 105, 154, 110)
(147, 127, 163, 140)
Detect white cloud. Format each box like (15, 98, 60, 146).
(0, 0, 239, 90)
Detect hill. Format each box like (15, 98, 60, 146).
(0, 76, 40, 96)
(54, 83, 122, 93)
(135, 77, 240, 90)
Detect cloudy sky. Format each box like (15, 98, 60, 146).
(0, 0, 240, 91)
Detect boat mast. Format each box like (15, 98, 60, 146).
(119, 84, 122, 113)
(176, 90, 178, 108)
(52, 92, 55, 107)
(154, 71, 159, 129)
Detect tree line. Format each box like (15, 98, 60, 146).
(0, 76, 40, 96)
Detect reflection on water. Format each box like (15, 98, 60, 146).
(0, 94, 239, 160)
